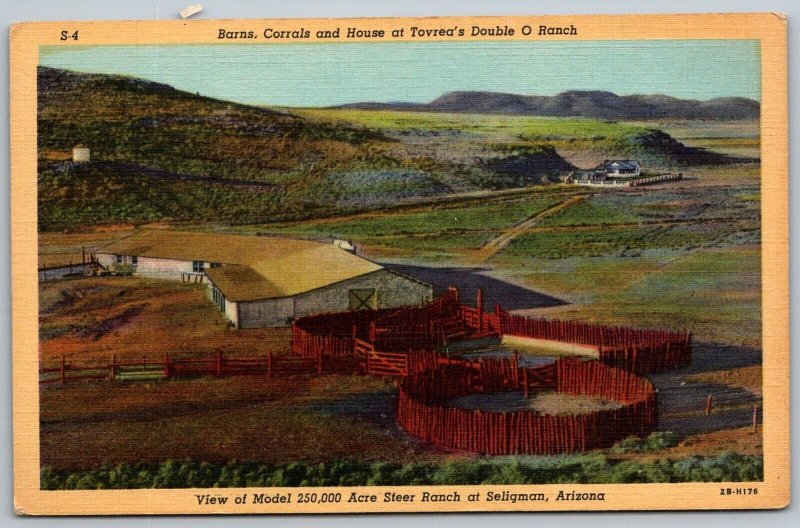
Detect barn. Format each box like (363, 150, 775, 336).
(96, 230, 433, 328)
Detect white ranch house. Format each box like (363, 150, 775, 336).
(600, 160, 641, 177)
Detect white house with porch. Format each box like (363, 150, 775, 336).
(599, 160, 641, 177)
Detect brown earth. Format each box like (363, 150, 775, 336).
(449, 391, 621, 414)
(685, 366, 763, 395)
(612, 426, 763, 462)
(40, 374, 434, 471)
(39, 277, 291, 367)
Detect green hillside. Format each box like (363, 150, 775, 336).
(38, 67, 739, 231)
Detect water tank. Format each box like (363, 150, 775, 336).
(72, 146, 90, 163)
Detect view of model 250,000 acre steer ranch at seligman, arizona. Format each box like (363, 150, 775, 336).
(35, 39, 765, 489)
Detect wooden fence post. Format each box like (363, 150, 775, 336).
(449, 286, 459, 304)
(752, 404, 758, 433)
(523, 368, 529, 399)
(109, 354, 116, 381)
(317, 348, 323, 375)
(60, 355, 66, 384)
(705, 394, 713, 416)
(476, 288, 484, 333)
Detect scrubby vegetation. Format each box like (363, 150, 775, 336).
(611, 432, 680, 453)
(260, 194, 564, 239)
(38, 66, 741, 231)
(41, 452, 763, 489)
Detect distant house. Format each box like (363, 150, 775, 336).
(599, 160, 641, 177)
(96, 230, 433, 328)
(567, 159, 642, 185)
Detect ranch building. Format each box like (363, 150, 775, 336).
(96, 230, 433, 328)
(568, 159, 642, 185)
(599, 159, 641, 177)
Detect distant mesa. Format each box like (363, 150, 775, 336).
(338, 90, 760, 121)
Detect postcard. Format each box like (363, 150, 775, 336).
(10, 13, 788, 514)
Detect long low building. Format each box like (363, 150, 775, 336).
(96, 230, 433, 328)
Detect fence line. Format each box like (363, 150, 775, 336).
(498, 311, 691, 373)
(397, 358, 658, 455)
(45, 286, 683, 456)
(292, 290, 691, 376)
(40, 350, 326, 384)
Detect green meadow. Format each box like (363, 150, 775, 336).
(296, 108, 649, 139)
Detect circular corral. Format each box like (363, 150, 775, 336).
(397, 358, 658, 455)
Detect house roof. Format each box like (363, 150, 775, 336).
(601, 160, 640, 170)
(98, 230, 384, 301)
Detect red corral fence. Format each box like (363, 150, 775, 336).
(291, 288, 691, 376)
(286, 287, 686, 454)
(397, 357, 658, 455)
(45, 288, 688, 455)
(498, 311, 692, 373)
(41, 350, 334, 384)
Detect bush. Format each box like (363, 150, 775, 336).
(645, 432, 679, 450)
(40, 452, 763, 490)
(611, 431, 680, 453)
(611, 436, 644, 453)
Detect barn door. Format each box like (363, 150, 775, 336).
(349, 289, 377, 310)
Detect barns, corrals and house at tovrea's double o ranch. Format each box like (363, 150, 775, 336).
(95, 230, 434, 328)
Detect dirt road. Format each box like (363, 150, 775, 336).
(471, 195, 588, 262)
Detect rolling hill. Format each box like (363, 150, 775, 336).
(38, 67, 749, 231)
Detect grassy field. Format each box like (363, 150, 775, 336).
(238, 193, 565, 238)
(631, 120, 761, 160)
(297, 108, 650, 139)
(502, 246, 761, 347)
(218, 191, 568, 260)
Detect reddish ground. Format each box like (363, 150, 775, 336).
(613, 426, 763, 462)
(40, 374, 433, 471)
(39, 277, 291, 367)
(686, 366, 763, 395)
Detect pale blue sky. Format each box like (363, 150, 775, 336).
(40, 40, 761, 107)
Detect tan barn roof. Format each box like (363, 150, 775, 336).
(98, 230, 384, 301)
(204, 265, 284, 301)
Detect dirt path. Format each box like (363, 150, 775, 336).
(262, 187, 578, 229)
(471, 195, 588, 262)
